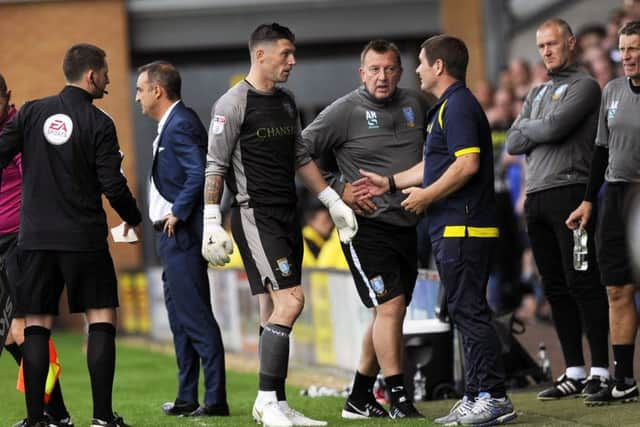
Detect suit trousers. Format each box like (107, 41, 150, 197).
(155, 222, 227, 405)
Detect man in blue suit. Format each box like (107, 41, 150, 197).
(135, 61, 229, 417)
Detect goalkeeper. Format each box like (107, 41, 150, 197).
(201, 23, 357, 427)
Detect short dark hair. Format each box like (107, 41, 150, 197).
(576, 23, 606, 40)
(0, 73, 7, 98)
(538, 18, 574, 37)
(249, 23, 295, 51)
(420, 35, 468, 82)
(360, 40, 402, 69)
(138, 61, 182, 101)
(62, 43, 107, 82)
(620, 20, 640, 37)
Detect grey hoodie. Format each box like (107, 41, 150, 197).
(506, 65, 601, 194)
(302, 86, 429, 226)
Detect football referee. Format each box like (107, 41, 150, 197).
(0, 44, 141, 427)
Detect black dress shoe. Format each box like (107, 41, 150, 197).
(187, 402, 230, 417)
(161, 400, 199, 416)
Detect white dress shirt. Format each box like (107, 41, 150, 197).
(148, 101, 180, 223)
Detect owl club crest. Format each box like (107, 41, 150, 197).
(277, 257, 291, 277)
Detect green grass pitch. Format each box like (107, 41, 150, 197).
(2, 333, 640, 426)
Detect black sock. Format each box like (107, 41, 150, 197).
(384, 374, 407, 405)
(23, 326, 50, 425)
(87, 323, 116, 421)
(276, 377, 287, 402)
(4, 342, 22, 365)
(613, 344, 635, 385)
(351, 371, 376, 401)
(259, 323, 291, 393)
(46, 380, 70, 421)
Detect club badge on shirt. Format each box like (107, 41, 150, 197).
(282, 101, 295, 119)
(212, 115, 226, 135)
(403, 107, 416, 128)
(43, 114, 73, 145)
(608, 100, 619, 120)
(552, 84, 568, 100)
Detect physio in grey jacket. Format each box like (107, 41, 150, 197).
(303, 40, 429, 419)
(506, 18, 610, 400)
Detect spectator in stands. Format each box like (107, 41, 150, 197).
(584, 46, 619, 88)
(509, 58, 533, 100)
(576, 24, 607, 59)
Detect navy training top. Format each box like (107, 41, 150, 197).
(423, 81, 498, 241)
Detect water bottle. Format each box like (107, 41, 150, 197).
(573, 227, 588, 271)
(413, 364, 427, 402)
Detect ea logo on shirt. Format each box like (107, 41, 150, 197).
(43, 114, 73, 145)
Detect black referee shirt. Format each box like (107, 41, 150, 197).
(0, 85, 141, 251)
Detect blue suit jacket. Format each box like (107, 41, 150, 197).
(152, 101, 207, 224)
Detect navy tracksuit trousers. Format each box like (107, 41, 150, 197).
(432, 237, 506, 397)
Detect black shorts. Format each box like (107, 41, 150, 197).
(18, 249, 119, 314)
(231, 205, 303, 295)
(597, 183, 633, 286)
(0, 233, 24, 317)
(341, 217, 418, 308)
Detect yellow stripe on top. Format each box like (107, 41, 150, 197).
(443, 225, 500, 238)
(437, 99, 448, 128)
(454, 146, 481, 157)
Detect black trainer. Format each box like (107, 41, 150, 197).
(388, 396, 424, 419)
(12, 421, 46, 427)
(341, 396, 388, 419)
(584, 383, 639, 406)
(582, 375, 610, 396)
(90, 413, 131, 427)
(537, 374, 585, 400)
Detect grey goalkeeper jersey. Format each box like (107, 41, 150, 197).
(506, 65, 601, 194)
(302, 86, 429, 227)
(595, 77, 640, 183)
(206, 80, 311, 207)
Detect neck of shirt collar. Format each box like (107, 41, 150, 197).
(62, 85, 95, 103)
(157, 100, 181, 134)
(359, 86, 397, 105)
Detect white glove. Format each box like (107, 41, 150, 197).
(202, 204, 234, 266)
(318, 186, 358, 243)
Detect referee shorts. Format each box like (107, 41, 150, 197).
(231, 205, 303, 295)
(18, 249, 119, 315)
(597, 182, 633, 286)
(341, 217, 417, 308)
